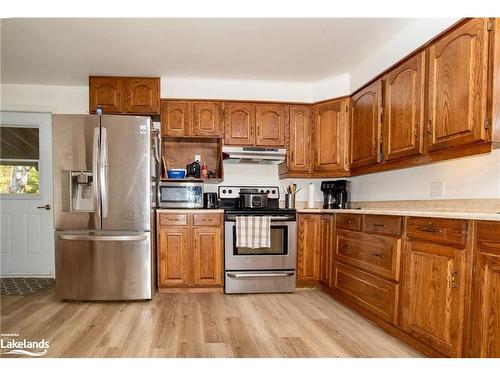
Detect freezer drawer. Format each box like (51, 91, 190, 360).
(55, 230, 153, 300)
(224, 270, 296, 294)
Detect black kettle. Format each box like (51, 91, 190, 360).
(186, 161, 201, 178)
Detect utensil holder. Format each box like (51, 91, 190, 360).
(285, 194, 296, 209)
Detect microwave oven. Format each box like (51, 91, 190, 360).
(158, 181, 203, 208)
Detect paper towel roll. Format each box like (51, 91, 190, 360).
(308, 183, 315, 208)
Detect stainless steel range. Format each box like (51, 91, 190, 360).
(219, 186, 297, 294)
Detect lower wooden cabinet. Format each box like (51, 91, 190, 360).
(157, 211, 223, 289)
(470, 221, 500, 357)
(401, 218, 472, 357)
(297, 214, 321, 283)
(320, 215, 335, 288)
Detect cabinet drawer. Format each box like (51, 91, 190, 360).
(476, 221, 500, 255)
(193, 213, 222, 227)
(336, 229, 401, 281)
(334, 262, 399, 326)
(364, 215, 402, 236)
(406, 217, 468, 247)
(158, 213, 188, 226)
(336, 214, 362, 231)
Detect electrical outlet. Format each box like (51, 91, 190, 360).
(194, 154, 201, 162)
(430, 181, 445, 197)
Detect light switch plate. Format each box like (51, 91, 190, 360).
(194, 154, 201, 162)
(430, 181, 445, 197)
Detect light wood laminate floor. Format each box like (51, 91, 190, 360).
(0, 288, 421, 358)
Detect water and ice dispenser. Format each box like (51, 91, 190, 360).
(61, 171, 94, 212)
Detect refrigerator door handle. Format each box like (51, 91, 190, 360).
(92, 126, 101, 228)
(100, 127, 109, 218)
(57, 232, 148, 242)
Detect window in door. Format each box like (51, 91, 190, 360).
(0, 126, 40, 195)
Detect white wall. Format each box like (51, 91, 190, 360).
(350, 18, 460, 92)
(311, 73, 350, 102)
(1, 83, 88, 113)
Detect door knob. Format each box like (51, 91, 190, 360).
(37, 204, 51, 210)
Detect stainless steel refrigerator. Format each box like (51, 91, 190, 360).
(52, 114, 158, 300)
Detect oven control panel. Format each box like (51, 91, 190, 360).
(218, 186, 280, 199)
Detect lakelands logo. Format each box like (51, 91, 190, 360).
(0, 333, 49, 357)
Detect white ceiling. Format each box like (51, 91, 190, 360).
(1, 18, 412, 85)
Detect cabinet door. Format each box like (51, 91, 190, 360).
(192, 226, 223, 286)
(350, 80, 382, 169)
(89, 76, 124, 114)
(158, 226, 190, 287)
(383, 52, 425, 161)
(192, 101, 222, 137)
(161, 100, 191, 137)
(312, 99, 348, 172)
(297, 214, 321, 283)
(320, 215, 335, 288)
(124, 77, 160, 114)
(255, 104, 287, 147)
(428, 18, 491, 152)
(401, 240, 468, 357)
(288, 105, 312, 172)
(223, 103, 255, 146)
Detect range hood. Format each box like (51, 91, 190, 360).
(222, 146, 286, 164)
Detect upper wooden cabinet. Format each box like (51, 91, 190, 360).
(89, 76, 160, 115)
(428, 18, 491, 152)
(288, 105, 312, 172)
(161, 100, 222, 137)
(313, 99, 349, 173)
(89, 76, 124, 113)
(255, 104, 287, 146)
(350, 80, 382, 169)
(223, 102, 256, 146)
(383, 52, 425, 161)
(124, 77, 160, 114)
(193, 101, 222, 137)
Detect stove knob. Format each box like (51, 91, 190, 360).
(266, 190, 270, 194)
(228, 189, 233, 194)
(260, 189, 264, 193)
(222, 189, 227, 194)
(271, 189, 276, 195)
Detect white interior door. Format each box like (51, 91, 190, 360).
(0, 112, 54, 277)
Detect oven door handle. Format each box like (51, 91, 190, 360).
(226, 272, 295, 278)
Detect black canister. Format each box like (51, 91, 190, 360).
(203, 192, 219, 208)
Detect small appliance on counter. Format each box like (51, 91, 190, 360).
(321, 180, 350, 209)
(203, 192, 219, 209)
(158, 181, 203, 208)
(186, 160, 201, 178)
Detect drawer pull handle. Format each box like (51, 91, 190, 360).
(339, 244, 349, 249)
(371, 253, 386, 259)
(421, 225, 442, 233)
(450, 271, 458, 289)
(372, 224, 387, 228)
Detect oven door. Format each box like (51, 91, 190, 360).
(224, 218, 297, 271)
(158, 183, 203, 208)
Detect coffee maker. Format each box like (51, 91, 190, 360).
(321, 180, 350, 209)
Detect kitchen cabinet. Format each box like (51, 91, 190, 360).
(401, 217, 472, 357)
(89, 76, 160, 115)
(297, 214, 321, 283)
(287, 105, 312, 172)
(223, 102, 256, 146)
(320, 215, 335, 288)
(383, 52, 425, 161)
(350, 80, 382, 169)
(89, 76, 124, 114)
(161, 100, 222, 137)
(312, 99, 349, 173)
(470, 221, 500, 357)
(157, 211, 223, 289)
(255, 103, 287, 147)
(158, 226, 190, 287)
(427, 18, 491, 152)
(124, 77, 160, 114)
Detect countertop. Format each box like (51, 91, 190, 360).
(296, 208, 500, 221)
(156, 208, 224, 214)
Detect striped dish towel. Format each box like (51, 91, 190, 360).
(235, 216, 271, 249)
